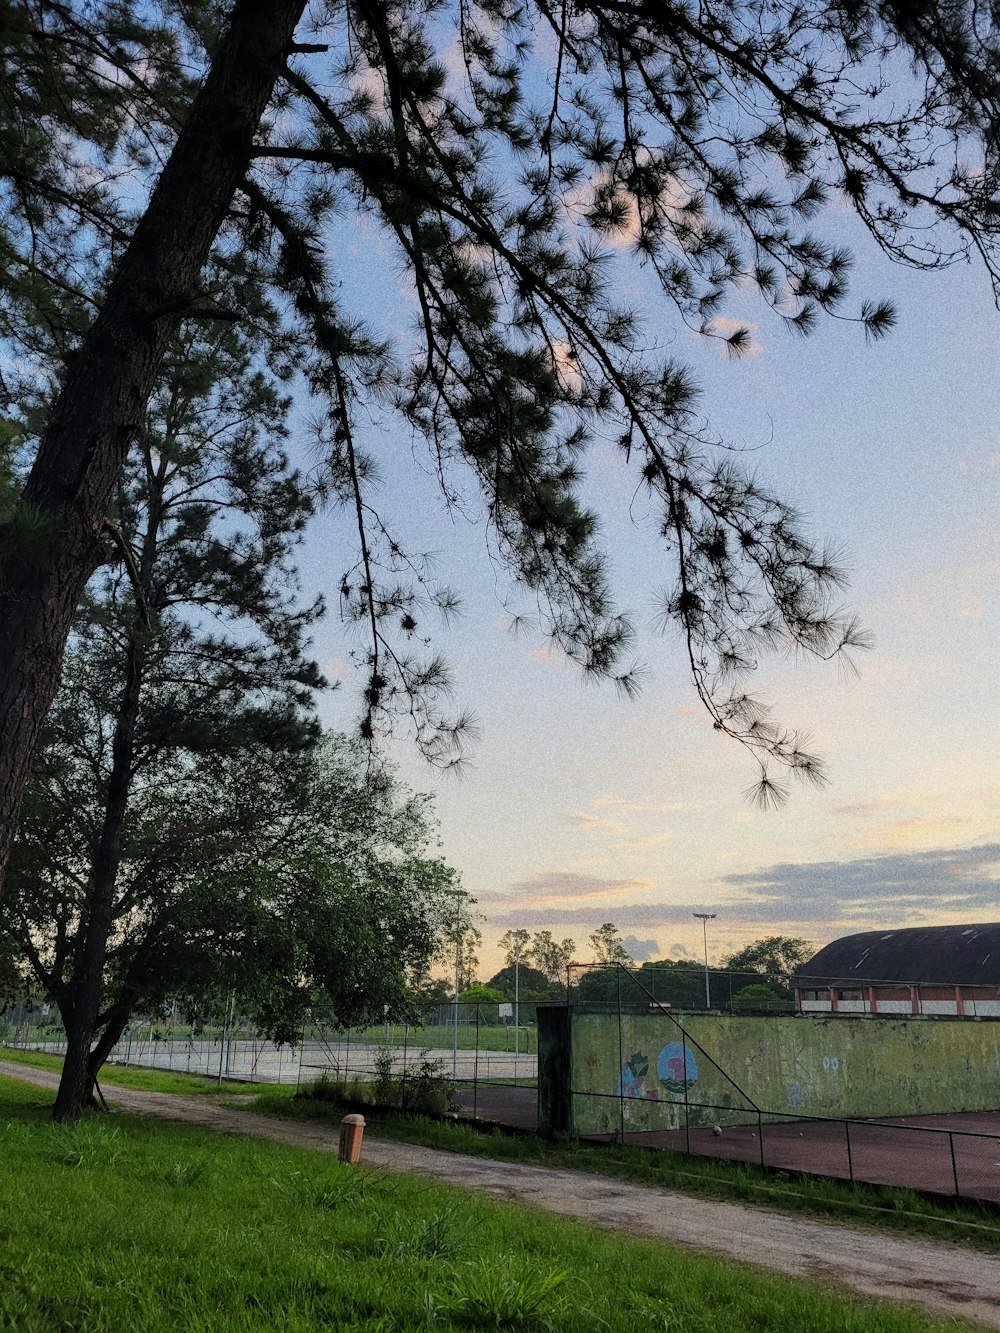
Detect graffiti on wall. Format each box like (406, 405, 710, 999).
(573, 1010, 1000, 1137)
(615, 1051, 649, 1098)
(615, 1041, 699, 1100)
(657, 1041, 698, 1094)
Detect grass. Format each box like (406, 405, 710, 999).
(252, 1084, 1000, 1255)
(0, 1045, 284, 1097)
(0, 1072, 977, 1332)
(353, 1023, 539, 1055)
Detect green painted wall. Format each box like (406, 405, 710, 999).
(569, 1011, 1000, 1135)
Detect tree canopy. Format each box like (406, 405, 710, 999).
(5, 732, 462, 1113)
(722, 935, 813, 983)
(2, 0, 1000, 875)
(588, 922, 633, 964)
(0, 297, 465, 1119)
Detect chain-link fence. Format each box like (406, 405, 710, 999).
(0, 999, 539, 1128)
(566, 961, 794, 1012)
(567, 964, 1000, 1204)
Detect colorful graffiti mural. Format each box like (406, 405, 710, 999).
(615, 1051, 649, 1098)
(656, 1041, 697, 1094)
(568, 1010, 1000, 1136)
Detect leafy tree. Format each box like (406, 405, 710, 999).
(408, 976, 454, 1007)
(498, 928, 531, 970)
(3, 0, 1000, 880)
(733, 981, 790, 1008)
(5, 734, 460, 1117)
(435, 907, 482, 994)
(589, 923, 633, 965)
(457, 984, 503, 1005)
(722, 936, 813, 985)
(0, 299, 464, 1120)
(485, 963, 555, 1003)
(6, 296, 323, 1121)
(574, 956, 761, 1006)
(526, 931, 577, 986)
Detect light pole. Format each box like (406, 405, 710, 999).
(693, 913, 716, 1009)
(517, 949, 525, 1050)
(453, 896, 462, 1080)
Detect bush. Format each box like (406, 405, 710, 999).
(733, 983, 788, 1009)
(303, 1051, 459, 1117)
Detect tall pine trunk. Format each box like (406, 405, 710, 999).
(0, 0, 306, 895)
(52, 641, 144, 1121)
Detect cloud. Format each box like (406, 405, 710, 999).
(622, 935, 659, 962)
(703, 315, 764, 357)
(848, 816, 971, 851)
(550, 338, 583, 394)
(504, 870, 655, 904)
(568, 795, 683, 848)
(572, 812, 629, 837)
(624, 833, 673, 850)
(720, 844, 1000, 925)
(592, 796, 691, 814)
(489, 902, 712, 928)
(835, 797, 912, 817)
(485, 845, 1000, 943)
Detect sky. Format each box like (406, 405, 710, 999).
(288, 40, 1000, 982)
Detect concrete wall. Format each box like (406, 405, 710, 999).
(561, 1010, 1000, 1137)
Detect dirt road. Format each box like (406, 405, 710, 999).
(3, 1059, 998, 1329)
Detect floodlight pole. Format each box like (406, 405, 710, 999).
(453, 896, 461, 1079)
(693, 913, 717, 1009)
(514, 953, 519, 1055)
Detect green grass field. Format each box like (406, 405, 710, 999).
(254, 1083, 1000, 1256)
(355, 1023, 538, 1054)
(0, 1046, 283, 1097)
(0, 1072, 977, 1332)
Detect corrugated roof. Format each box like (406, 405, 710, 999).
(793, 924, 1000, 988)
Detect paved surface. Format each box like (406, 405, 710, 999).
(3, 1059, 999, 1329)
(452, 1082, 538, 1129)
(24, 1037, 538, 1086)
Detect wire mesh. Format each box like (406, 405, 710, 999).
(565, 963, 1000, 1204)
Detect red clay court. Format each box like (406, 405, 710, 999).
(609, 1109, 1000, 1203)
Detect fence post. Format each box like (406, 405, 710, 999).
(949, 1132, 960, 1197)
(473, 1004, 480, 1119)
(401, 1021, 409, 1110)
(617, 966, 625, 1144)
(682, 1031, 691, 1154)
(296, 1016, 306, 1091)
(757, 1109, 765, 1169)
(845, 1120, 854, 1185)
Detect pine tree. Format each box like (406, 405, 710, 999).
(3, 296, 323, 1121)
(2, 1, 1000, 879)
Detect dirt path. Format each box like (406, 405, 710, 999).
(4, 1060, 999, 1329)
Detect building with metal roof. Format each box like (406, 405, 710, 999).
(793, 924, 1000, 1017)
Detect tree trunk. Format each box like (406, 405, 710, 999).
(84, 990, 140, 1109)
(52, 639, 145, 1121)
(55, 1008, 99, 1118)
(0, 0, 307, 895)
